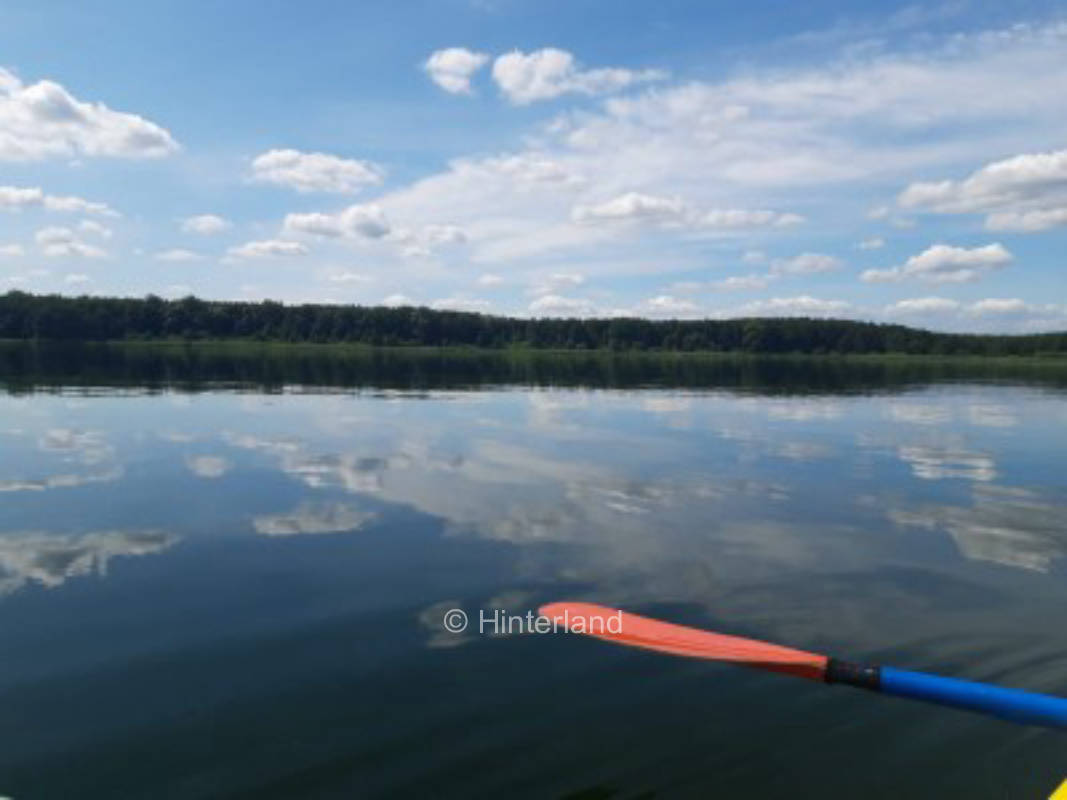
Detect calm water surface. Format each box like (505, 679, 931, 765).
(1, 351, 1066, 798)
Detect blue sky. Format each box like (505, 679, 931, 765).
(1, 0, 1065, 331)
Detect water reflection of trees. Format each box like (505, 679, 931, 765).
(3, 341, 1067, 395)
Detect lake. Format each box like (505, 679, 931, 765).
(1, 344, 1066, 798)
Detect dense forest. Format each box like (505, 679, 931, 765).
(1, 290, 1065, 356)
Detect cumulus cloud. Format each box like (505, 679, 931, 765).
(900, 148, 1067, 232)
(882, 296, 1056, 324)
(250, 149, 384, 194)
(0, 185, 117, 216)
(572, 191, 684, 223)
(0, 243, 24, 257)
(572, 192, 799, 230)
(424, 47, 490, 94)
(0, 66, 178, 161)
(35, 226, 107, 258)
(969, 298, 1029, 315)
(492, 48, 666, 104)
(858, 237, 885, 250)
(181, 214, 230, 235)
(283, 203, 390, 239)
(885, 296, 961, 314)
(861, 243, 1011, 284)
(226, 239, 309, 259)
(986, 207, 1067, 232)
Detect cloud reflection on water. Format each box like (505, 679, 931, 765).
(889, 485, 1066, 572)
(252, 502, 378, 536)
(0, 529, 178, 595)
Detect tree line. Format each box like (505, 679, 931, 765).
(1, 291, 1065, 356)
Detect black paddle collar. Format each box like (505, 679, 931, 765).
(825, 658, 882, 691)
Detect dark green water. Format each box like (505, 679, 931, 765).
(1, 344, 1065, 798)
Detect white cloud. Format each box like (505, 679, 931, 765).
(325, 270, 370, 284)
(858, 237, 885, 250)
(250, 149, 384, 194)
(0, 243, 24, 257)
(571, 192, 800, 230)
(0, 185, 117, 216)
(78, 219, 112, 238)
(770, 252, 841, 275)
(986, 207, 1067, 232)
(382, 293, 414, 306)
(701, 209, 803, 228)
(528, 271, 584, 296)
(885, 296, 961, 314)
(528, 294, 596, 316)
(477, 273, 504, 286)
(43, 195, 117, 215)
(424, 48, 490, 94)
(64, 273, 91, 284)
(492, 48, 666, 105)
(0, 66, 178, 161)
(174, 18, 1067, 323)
(390, 222, 469, 258)
(226, 239, 309, 259)
(477, 153, 585, 187)
(181, 214, 230, 235)
(969, 298, 1029, 315)
(735, 295, 851, 316)
(154, 248, 203, 262)
(861, 243, 1011, 284)
(643, 295, 700, 317)
(431, 296, 491, 312)
(35, 226, 107, 258)
(283, 203, 390, 239)
(900, 148, 1067, 232)
(421, 224, 467, 245)
(572, 192, 684, 223)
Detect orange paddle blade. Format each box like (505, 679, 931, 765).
(540, 602, 828, 681)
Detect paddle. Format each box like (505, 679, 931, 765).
(539, 601, 1067, 730)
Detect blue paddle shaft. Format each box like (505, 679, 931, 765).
(879, 667, 1067, 729)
